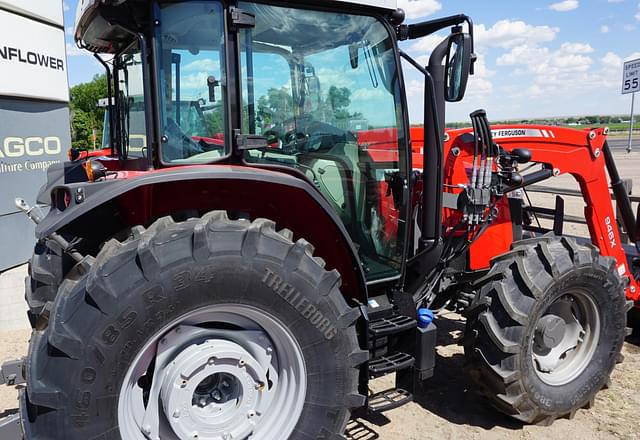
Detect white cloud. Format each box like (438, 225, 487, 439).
(598, 51, 640, 88)
(63, 1, 70, 12)
(66, 26, 74, 37)
(601, 51, 622, 69)
(600, 25, 610, 33)
(405, 79, 423, 98)
(496, 45, 549, 68)
(409, 33, 446, 54)
(624, 24, 636, 31)
(558, 42, 594, 54)
(352, 88, 386, 100)
(183, 58, 219, 72)
(397, 0, 441, 19)
(471, 54, 496, 78)
(66, 43, 87, 57)
(475, 20, 559, 49)
(497, 42, 593, 73)
(549, 0, 579, 11)
(466, 77, 493, 96)
(495, 41, 600, 100)
(607, 0, 624, 3)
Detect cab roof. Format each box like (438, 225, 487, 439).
(75, 0, 398, 53)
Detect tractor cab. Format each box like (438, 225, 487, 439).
(76, 0, 474, 283)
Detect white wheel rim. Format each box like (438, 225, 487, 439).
(118, 304, 307, 440)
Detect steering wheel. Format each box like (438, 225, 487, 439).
(283, 130, 309, 153)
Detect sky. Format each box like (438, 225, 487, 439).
(63, 0, 640, 123)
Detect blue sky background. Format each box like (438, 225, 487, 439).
(63, 0, 640, 122)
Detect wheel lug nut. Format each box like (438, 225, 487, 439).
(247, 410, 256, 418)
(173, 410, 181, 418)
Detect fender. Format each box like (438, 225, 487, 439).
(36, 164, 368, 301)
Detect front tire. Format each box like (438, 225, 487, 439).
(22, 212, 366, 439)
(464, 236, 627, 425)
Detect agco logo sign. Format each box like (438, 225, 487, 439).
(0, 137, 62, 158)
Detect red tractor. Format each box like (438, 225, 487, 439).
(0, 0, 637, 438)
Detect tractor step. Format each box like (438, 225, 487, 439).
(367, 388, 413, 413)
(369, 315, 417, 338)
(368, 352, 415, 376)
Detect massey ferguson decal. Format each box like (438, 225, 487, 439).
(491, 128, 556, 139)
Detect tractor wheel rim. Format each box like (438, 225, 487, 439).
(118, 304, 307, 440)
(531, 290, 600, 386)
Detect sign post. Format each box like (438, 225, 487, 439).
(628, 93, 635, 154)
(622, 58, 640, 153)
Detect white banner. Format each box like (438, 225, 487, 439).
(0, 9, 69, 102)
(0, 0, 64, 27)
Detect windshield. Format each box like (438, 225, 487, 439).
(239, 3, 408, 282)
(156, 1, 228, 164)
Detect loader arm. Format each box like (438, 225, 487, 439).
(448, 125, 639, 303)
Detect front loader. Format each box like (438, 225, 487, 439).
(0, 0, 638, 438)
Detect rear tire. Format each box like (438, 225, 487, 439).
(22, 212, 366, 439)
(25, 241, 63, 327)
(464, 236, 627, 425)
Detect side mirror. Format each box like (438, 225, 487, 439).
(444, 32, 472, 102)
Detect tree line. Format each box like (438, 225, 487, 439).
(69, 74, 107, 150)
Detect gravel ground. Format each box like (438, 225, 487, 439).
(2, 325, 638, 439)
(347, 317, 640, 440)
(1, 151, 639, 438)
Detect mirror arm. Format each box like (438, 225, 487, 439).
(399, 51, 444, 252)
(400, 14, 475, 74)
